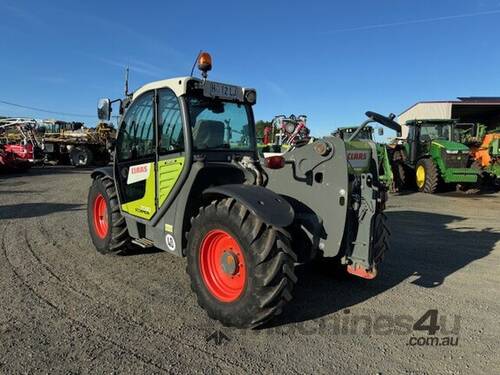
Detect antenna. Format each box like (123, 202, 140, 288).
(124, 66, 130, 96)
(190, 50, 202, 77)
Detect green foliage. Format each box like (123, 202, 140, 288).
(255, 120, 273, 139)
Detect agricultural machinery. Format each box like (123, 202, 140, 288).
(87, 52, 392, 328)
(332, 124, 398, 190)
(260, 114, 310, 155)
(456, 122, 500, 184)
(0, 118, 42, 172)
(40, 120, 115, 166)
(391, 119, 480, 193)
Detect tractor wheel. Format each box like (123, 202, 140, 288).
(186, 198, 297, 328)
(371, 213, 390, 265)
(415, 158, 439, 193)
(87, 175, 131, 255)
(393, 162, 406, 190)
(70, 146, 94, 167)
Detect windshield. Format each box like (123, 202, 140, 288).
(419, 124, 452, 141)
(187, 96, 254, 151)
(353, 128, 373, 140)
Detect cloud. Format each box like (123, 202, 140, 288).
(96, 57, 166, 78)
(68, 12, 184, 63)
(322, 8, 500, 34)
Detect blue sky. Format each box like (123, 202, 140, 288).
(1, 0, 500, 138)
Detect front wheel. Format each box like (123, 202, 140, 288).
(415, 158, 440, 193)
(186, 198, 297, 328)
(87, 175, 131, 254)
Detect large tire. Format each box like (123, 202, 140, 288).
(186, 198, 297, 328)
(371, 213, 390, 265)
(87, 175, 131, 255)
(71, 146, 94, 167)
(415, 158, 439, 193)
(393, 162, 406, 190)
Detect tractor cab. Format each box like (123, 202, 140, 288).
(96, 54, 259, 224)
(405, 119, 470, 166)
(333, 125, 375, 141)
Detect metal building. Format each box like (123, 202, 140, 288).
(398, 97, 500, 138)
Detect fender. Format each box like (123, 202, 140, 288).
(90, 166, 113, 180)
(203, 184, 294, 228)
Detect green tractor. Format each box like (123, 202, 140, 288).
(393, 119, 479, 193)
(87, 53, 393, 328)
(332, 123, 398, 190)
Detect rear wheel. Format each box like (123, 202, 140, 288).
(87, 175, 131, 254)
(186, 198, 297, 328)
(415, 158, 439, 193)
(71, 146, 94, 167)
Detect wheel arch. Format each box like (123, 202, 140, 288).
(202, 184, 295, 229)
(90, 166, 114, 180)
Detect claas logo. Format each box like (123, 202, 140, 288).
(347, 152, 368, 160)
(131, 165, 148, 174)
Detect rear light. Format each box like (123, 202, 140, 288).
(264, 155, 285, 169)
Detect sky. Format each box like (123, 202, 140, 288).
(1, 0, 500, 139)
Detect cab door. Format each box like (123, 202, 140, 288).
(115, 91, 157, 220)
(156, 88, 186, 208)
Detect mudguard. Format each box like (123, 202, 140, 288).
(90, 166, 113, 180)
(203, 184, 294, 228)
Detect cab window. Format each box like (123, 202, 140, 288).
(187, 96, 253, 151)
(117, 92, 155, 161)
(158, 88, 184, 154)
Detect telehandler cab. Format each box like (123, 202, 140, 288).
(87, 52, 391, 328)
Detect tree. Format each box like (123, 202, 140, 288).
(255, 120, 273, 140)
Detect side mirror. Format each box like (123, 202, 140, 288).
(378, 128, 384, 136)
(97, 98, 111, 121)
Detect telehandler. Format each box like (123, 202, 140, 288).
(87, 52, 392, 328)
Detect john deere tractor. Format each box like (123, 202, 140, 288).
(393, 119, 479, 193)
(87, 52, 391, 328)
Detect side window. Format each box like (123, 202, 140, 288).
(117, 92, 155, 161)
(158, 88, 184, 154)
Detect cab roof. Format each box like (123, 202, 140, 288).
(132, 76, 198, 100)
(405, 119, 457, 126)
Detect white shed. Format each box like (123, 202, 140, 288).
(398, 97, 500, 138)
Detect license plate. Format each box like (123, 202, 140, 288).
(203, 81, 243, 101)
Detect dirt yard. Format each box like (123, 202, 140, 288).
(1, 167, 499, 374)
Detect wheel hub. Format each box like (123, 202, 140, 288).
(93, 194, 109, 239)
(416, 165, 426, 188)
(220, 251, 239, 275)
(199, 229, 246, 302)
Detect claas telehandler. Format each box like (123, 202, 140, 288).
(87, 52, 393, 328)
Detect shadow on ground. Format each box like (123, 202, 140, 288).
(271, 210, 500, 326)
(0, 202, 83, 220)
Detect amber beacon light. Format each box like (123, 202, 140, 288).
(198, 52, 212, 78)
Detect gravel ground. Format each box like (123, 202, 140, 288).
(0, 167, 499, 374)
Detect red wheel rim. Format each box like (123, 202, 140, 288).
(93, 194, 109, 239)
(199, 229, 246, 302)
